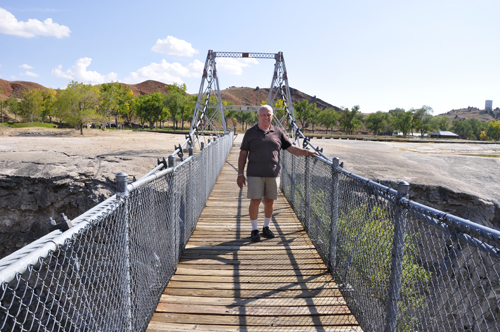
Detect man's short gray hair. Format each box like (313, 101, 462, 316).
(258, 105, 273, 115)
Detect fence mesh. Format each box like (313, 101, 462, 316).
(2, 130, 499, 332)
(0, 131, 233, 332)
(281, 150, 500, 332)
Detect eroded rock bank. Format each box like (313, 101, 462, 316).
(0, 174, 113, 259)
(379, 180, 500, 229)
(0, 129, 188, 260)
(313, 138, 500, 230)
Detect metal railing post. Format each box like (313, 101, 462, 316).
(166, 157, 179, 263)
(168, 155, 175, 168)
(384, 180, 410, 332)
(115, 172, 133, 331)
(305, 153, 311, 231)
(281, 150, 286, 192)
(329, 158, 340, 272)
(291, 154, 296, 208)
(188, 149, 194, 233)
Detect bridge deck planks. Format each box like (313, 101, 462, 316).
(146, 143, 360, 332)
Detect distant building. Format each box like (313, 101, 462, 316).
(430, 131, 460, 139)
(485, 100, 493, 111)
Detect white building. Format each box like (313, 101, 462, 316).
(485, 100, 493, 111)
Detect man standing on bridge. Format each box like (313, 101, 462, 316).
(237, 105, 319, 242)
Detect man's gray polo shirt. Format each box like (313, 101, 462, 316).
(240, 124, 292, 178)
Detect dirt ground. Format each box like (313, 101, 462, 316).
(306, 137, 500, 204)
(1, 127, 499, 205)
(0, 128, 189, 181)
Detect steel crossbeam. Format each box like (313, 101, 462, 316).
(214, 52, 277, 59)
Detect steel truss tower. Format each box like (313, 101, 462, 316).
(190, 50, 304, 147)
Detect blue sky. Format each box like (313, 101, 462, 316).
(1, 0, 499, 115)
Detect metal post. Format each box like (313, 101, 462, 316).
(115, 172, 132, 330)
(116, 172, 129, 197)
(384, 180, 410, 332)
(291, 153, 296, 208)
(188, 157, 194, 232)
(329, 158, 340, 272)
(305, 153, 311, 231)
(167, 168, 179, 264)
(168, 155, 176, 168)
(281, 150, 286, 192)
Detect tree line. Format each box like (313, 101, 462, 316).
(1, 83, 499, 141)
(291, 101, 500, 141)
(0, 81, 201, 135)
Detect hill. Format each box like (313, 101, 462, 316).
(443, 107, 500, 123)
(0, 79, 339, 111)
(221, 86, 340, 111)
(0, 79, 49, 100)
(0, 78, 170, 99)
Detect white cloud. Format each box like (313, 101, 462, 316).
(216, 58, 258, 75)
(19, 64, 33, 69)
(0, 7, 70, 38)
(152, 36, 199, 57)
(24, 71, 39, 77)
(125, 59, 204, 84)
(52, 57, 118, 84)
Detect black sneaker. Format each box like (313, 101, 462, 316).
(262, 227, 275, 238)
(251, 230, 261, 242)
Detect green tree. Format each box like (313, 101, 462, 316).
(0, 99, 5, 123)
(412, 106, 434, 138)
(390, 108, 413, 136)
(54, 81, 101, 135)
(222, 100, 236, 131)
(41, 88, 57, 123)
(434, 115, 450, 131)
(339, 105, 363, 134)
(294, 100, 314, 131)
(117, 86, 135, 127)
(5, 97, 20, 120)
(0, 86, 4, 123)
(467, 118, 484, 140)
(19, 88, 44, 122)
(308, 103, 320, 133)
(271, 99, 286, 126)
(452, 118, 486, 140)
(365, 111, 390, 135)
(487, 120, 500, 141)
(135, 94, 149, 128)
(451, 119, 474, 139)
(316, 108, 339, 134)
(135, 92, 166, 129)
(164, 83, 189, 130)
(182, 95, 197, 130)
(100, 82, 124, 129)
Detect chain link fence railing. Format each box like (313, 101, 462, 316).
(281, 150, 500, 332)
(0, 131, 234, 332)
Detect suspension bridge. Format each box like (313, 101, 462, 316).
(146, 135, 360, 331)
(1, 51, 499, 332)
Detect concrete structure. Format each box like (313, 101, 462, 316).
(486, 100, 493, 111)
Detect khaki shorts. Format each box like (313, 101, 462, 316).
(247, 176, 280, 200)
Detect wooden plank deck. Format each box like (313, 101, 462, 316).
(147, 142, 361, 332)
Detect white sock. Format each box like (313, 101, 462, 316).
(264, 217, 271, 228)
(251, 219, 259, 231)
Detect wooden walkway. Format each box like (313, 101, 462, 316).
(147, 142, 361, 332)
